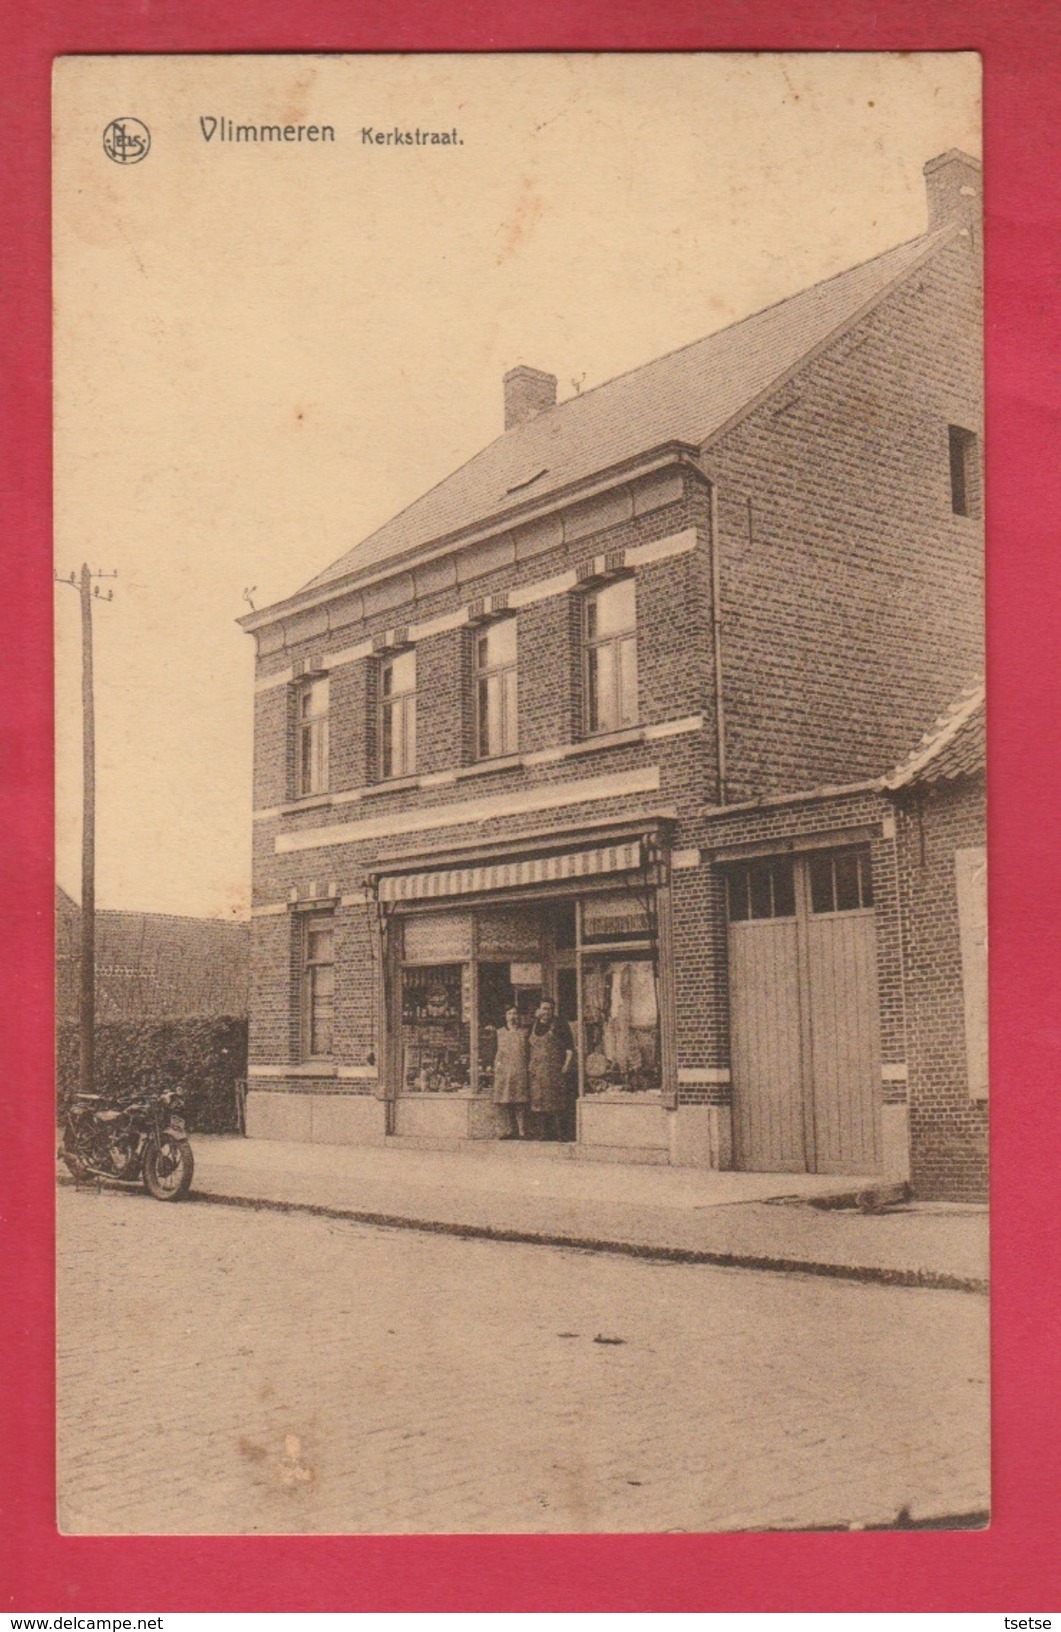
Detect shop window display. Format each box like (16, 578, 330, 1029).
(581, 953, 661, 1094)
(401, 964, 471, 1093)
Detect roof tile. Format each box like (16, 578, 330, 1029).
(304, 228, 949, 593)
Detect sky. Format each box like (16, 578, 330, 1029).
(53, 52, 980, 919)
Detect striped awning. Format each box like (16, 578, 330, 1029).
(377, 840, 643, 904)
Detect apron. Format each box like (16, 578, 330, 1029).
(528, 1020, 569, 1115)
(491, 1025, 529, 1105)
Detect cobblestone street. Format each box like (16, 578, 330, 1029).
(57, 1185, 989, 1535)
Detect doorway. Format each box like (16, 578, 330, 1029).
(727, 848, 882, 1175)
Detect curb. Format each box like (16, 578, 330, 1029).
(185, 1184, 989, 1295)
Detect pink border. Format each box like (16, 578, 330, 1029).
(4, 0, 1061, 1610)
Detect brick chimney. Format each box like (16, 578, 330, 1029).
(503, 365, 557, 431)
(923, 149, 982, 232)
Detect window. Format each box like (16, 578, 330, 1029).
(475, 619, 518, 759)
(808, 848, 874, 914)
(380, 649, 417, 779)
(584, 577, 638, 734)
(948, 424, 981, 518)
(301, 915, 335, 1059)
(401, 964, 472, 1094)
(579, 892, 661, 1094)
(296, 677, 329, 796)
(726, 859, 796, 922)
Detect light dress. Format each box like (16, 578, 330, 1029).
(491, 1024, 529, 1106)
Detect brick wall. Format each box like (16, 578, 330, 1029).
(708, 231, 983, 801)
(516, 595, 580, 752)
(330, 658, 376, 790)
(894, 774, 988, 1201)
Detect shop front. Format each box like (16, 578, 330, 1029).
(373, 831, 677, 1153)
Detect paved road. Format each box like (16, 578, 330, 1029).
(57, 1185, 989, 1535)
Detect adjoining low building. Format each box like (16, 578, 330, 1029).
(885, 685, 987, 1200)
(239, 150, 983, 1186)
(56, 895, 249, 1130)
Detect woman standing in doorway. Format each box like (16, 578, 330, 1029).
(528, 998, 576, 1141)
(492, 1005, 529, 1139)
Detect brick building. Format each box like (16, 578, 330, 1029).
(239, 150, 983, 1186)
(885, 685, 987, 1200)
(56, 889, 249, 1026)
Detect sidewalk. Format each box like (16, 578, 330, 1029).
(185, 1135, 989, 1292)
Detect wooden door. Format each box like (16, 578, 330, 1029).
(730, 914, 807, 1171)
(804, 907, 882, 1172)
(727, 848, 882, 1175)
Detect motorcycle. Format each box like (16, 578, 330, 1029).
(59, 1084, 195, 1201)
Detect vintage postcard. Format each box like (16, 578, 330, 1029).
(54, 52, 986, 1536)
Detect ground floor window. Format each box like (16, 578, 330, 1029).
(301, 913, 335, 1060)
(581, 954, 660, 1093)
(401, 964, 471, 1093)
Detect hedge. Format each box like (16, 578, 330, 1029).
(57, 1017, 247, 1134)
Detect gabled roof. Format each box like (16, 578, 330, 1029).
(303, 227, 952, 595)
(884, 681, 985, 790)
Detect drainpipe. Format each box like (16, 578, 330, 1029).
(708, 480, 728, 805)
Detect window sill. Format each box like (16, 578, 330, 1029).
(401, 1087, 476, 1098)
(454, 754, 523, 783)
(281, 792, 333, 814)
(361, 774, 419, 799)
(573, 724, 645, 754)
(289, 1061, 338, 1077)
(583, 1089, 663, 1103)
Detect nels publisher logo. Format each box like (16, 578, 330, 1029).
(102, 117, 151, 164)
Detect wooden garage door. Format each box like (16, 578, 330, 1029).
(727, 849, 882, 1175)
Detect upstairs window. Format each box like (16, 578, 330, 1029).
(584, 577, 638, 734)
(948, 425, 982, 518)
(380, 649, 417, 779)
(296, 677, 329, 796)
(301, 914, 335, 1060)
(475, 619, 518, 759)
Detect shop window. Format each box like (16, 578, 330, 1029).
(948, 424, 981, 518)
(401, 964, 471, 1093)
(584, 577, 638, 734)
(300, 914, 335, 1059)
(581, 954, 661, 1094)
(726, 859, 796, 922)
(475, 619, 518, 759)
(809, 848, 874, 914)
(380, 649, 417, 779)
(295, 677, 329, 796)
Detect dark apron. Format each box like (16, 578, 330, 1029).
(528, 1022, 568, 1115)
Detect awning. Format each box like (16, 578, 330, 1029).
(377, 839, 644, 904)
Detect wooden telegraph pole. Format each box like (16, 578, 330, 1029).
(56, 564, 116, 1095)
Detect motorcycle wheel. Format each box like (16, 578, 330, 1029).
(142, 1136, 194, 1202)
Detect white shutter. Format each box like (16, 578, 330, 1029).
(955, 846, 988, 1100)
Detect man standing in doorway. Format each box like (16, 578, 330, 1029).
(528, 998, 576, 1141)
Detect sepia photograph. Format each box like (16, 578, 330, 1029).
(53, 51, 987, 1537)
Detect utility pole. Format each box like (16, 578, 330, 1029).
(56, 565, 116, 1095)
